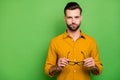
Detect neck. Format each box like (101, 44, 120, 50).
(67, 29, 80, 41)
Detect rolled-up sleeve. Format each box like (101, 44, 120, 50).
(44, 40, 57, 76)
(90, 39, 102, 75)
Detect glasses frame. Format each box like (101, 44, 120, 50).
(67, 51, 85, 66)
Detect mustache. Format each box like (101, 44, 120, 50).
(71, 23, 77, 25)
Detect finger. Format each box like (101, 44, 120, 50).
(58, 62, 67, 68)
(84, 58, 94, 64)
(59, 61, 68, 65)
(84, 61, 95, 67)
(84, 60, 93, 65)
(84, 62, 94, 67)
(60, 61, 68, 65)
(84, 58, 93, 62)
(58, 58, 68, 67)
(62, 58, 69, 62)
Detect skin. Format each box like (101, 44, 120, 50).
(65, 9, 82, 32)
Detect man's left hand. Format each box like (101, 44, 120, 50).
(83, 57, 95, 70)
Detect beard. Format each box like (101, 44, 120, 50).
(66, 23, 81, 32)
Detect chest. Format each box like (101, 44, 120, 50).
(55, 38, 92, 61)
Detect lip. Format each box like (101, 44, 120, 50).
(71, 23, 76, 25)
(71, 24, 77, 27)
(72, 24, 76, 26)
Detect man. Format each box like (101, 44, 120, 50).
(44, 2, 102, 80)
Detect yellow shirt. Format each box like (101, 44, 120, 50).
(44, 31, 102, 80)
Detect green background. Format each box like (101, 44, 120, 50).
(0, 0, 120, 80)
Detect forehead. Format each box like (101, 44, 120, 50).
(65, 9, 81, 16)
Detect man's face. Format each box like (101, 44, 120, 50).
(64, 9, 82, 31)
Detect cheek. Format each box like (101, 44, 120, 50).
(66, 20, 72, 24)
(76, 19, 81, 24)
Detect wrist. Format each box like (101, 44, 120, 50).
(49, 66, 62, 76)
(57, 66, 63, 70)
(91, 65, 99, 75)
(92, 66, 97, 70)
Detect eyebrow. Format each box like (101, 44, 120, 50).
(75, 16, 80, 18)
(66, 16, 80, 18)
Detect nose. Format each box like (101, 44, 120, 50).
(72, 18, 75, 23)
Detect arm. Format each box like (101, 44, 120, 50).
(83, 39, 102, 75)
(91, 65, 100, 75)
(90, 39, 103, 75)
(83, 57, 101, 75)
(44, 40, 58, 76)
(44, 40, 68, 76)
(49, 65, 62, 76)
(49, 58, 68, 76)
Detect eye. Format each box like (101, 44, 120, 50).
(67, 16, 72, 19)
(75, 16, 80, 19)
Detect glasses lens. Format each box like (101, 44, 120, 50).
(77, 61, 84, 65)
(68, 61, 75, 65)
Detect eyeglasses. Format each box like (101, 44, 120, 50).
(67, 51, 85, 66)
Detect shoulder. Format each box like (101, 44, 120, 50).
(82, 32, 96, 43)
(50, 33, 64, 44)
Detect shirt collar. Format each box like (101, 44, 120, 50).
(63, 31, 69, 39)
(80, 30, 85, 39)
(63, 30, 86, 39)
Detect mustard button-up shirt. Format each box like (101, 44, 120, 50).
(45, 31, 102, 80)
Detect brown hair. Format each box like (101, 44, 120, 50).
(64, 2, 82, 15)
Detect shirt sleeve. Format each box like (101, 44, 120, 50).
(44, 40, 57, 76)
(90, 39, 103, 75)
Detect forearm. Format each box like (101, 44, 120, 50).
(91, 65, 99, 75)
(49, 65, 62, 76)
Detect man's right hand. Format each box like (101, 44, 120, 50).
(57, 58, 69, 68)
(49, 58, 68, 76)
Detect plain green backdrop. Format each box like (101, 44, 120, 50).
(0, 0, 120, 80)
